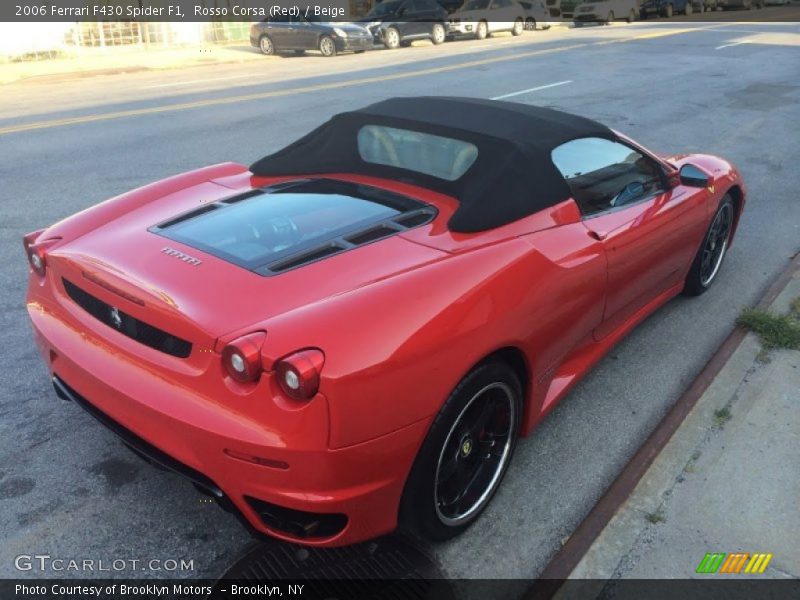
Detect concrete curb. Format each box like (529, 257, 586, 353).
(527, 250, 800, 595)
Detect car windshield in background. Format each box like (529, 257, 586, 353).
(367, 1, 403, 16)
(152, 179, 431, 272)
(357, 125, 479, 181)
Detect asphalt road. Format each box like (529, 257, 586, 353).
(1, 21, 798, 586)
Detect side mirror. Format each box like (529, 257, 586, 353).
(679, 164, 710, 188)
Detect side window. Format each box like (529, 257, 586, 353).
(551, 137, 665, 217)
(494, 0, 513, 8)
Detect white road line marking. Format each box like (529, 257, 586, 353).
(491, 80, 573, 100)
(143, 74, 255, 89)
(715, 41, 748, 50)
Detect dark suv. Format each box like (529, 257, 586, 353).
(360, 0, 450, 49)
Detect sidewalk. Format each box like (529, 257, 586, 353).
(561, 261, 800, 586)
(0, 43, 268, 85)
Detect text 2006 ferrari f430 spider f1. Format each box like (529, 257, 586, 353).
(24, 97, 745, 546)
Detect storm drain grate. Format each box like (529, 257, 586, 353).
(212, 535, 454, 600)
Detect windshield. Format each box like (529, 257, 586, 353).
(367, 1, 403, 17)
(463, 0, 490, 9)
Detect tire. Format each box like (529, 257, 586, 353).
(476, 20, 489, 40)
(399, 361, 523, 541)
(525, 17, 536, 30)
(432, 22, 446, 44)
(685, 1, 693, 14)
(384, 26, 401, 49)
(258, 35, 274, 56)
(512, 18, 524, 35)
(683, 195, 735, 296)
(628, 8, 636, 21)
(319, 35, 336, 57)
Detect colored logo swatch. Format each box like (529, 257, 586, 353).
(696, 552, 773, 574)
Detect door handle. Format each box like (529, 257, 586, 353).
(587, 229, 607, 241)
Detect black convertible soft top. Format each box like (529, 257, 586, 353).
(250, 97, 615, 232)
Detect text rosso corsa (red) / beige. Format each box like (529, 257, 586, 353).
(194, 5, 346, 18)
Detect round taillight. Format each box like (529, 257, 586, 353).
(222, 332, 266, 383)
(275, 349, 325, 401)
(23, 230, 57, 277)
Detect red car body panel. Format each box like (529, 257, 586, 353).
(26, 136, 746, 545)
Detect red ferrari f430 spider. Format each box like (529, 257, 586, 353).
(25, 98, 745, 546)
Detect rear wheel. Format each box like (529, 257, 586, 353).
(319, 35, 336, 57)
(683, 195, 735, 296)
(258, 35, 274, 56)
(399, 361, 522, 541)
(512, 18, 524, 35)
(384, 26, 401, 49)
(431, 22, 447, 44)
(476, 20, 489, 40)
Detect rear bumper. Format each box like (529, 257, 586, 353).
(28, 288, 430, 547)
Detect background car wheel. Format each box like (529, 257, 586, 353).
(399, 361, 522, 541)
(384, 27, 401, 49)
(431, 22, 447, 44)
(512, 18, 524, 35)
(683, 195, 735, 296)
(476, 20, 489, 40)
(319, 35, 336, 57)
(525, 17, 536, 30)
(258, 35, 274, 56)
(628, 8, 636, 21)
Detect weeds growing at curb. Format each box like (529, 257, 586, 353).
(737, 302, 800, 351)
(645, 509, 666, 524)
(713, 407, 732, 428)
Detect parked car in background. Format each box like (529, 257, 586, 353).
(518, 0, 553, 29)
(691, 0, 719, 11)
(438, 0, 466, 11)
(359, 0, 450, 49)
(573, 0, 638, 23)
(639, 0, 692, 17)
(719, 0, 764, 8)
(250, 15, 372, 57)
(448, 0, 527, 39)
(557, 0, 583, 19)
(763, 0, 788, 5)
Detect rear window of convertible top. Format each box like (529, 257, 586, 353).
(151, 178, 432, 274)
(357, 125, 479, 181)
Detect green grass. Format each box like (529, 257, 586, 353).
(645, 509, 666, 524)
(713, 407, 732, 428)
(736, 305, 800, 350)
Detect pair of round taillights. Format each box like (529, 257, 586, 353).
(222, 332, 324, 401)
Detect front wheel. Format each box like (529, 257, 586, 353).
(431, 22, 446, 44)
(683, 195, 735, 296)
(399, 361, 522, 541)
(319, 35, 336, 57)
(512, 18, 524, 35)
